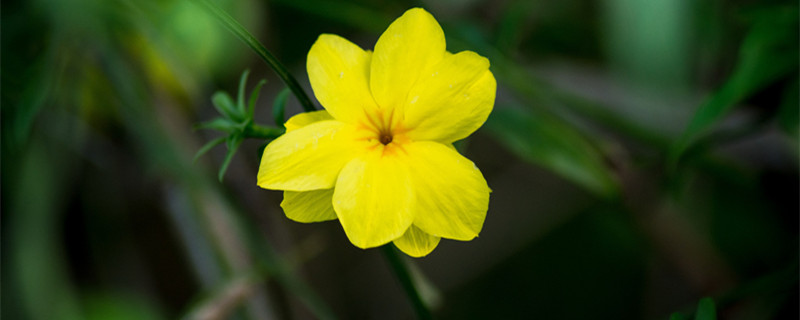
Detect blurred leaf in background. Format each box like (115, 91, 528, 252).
(485, 107, 619, 198)
(2, 0, 326, 319)
(671, 4, 799, 167)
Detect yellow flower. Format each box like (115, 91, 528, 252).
(257, 8, 496, 257)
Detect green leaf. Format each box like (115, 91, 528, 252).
(237, 69, 250, 116)
(671, 5, 799, 166)
(193, 136, 227, 163)
(190, 0, 316, 112)
(195, 118, 235, 132)
(248, 79, 267, 118)
(218, 135, 243, 182)
(695, 297, 716, 320)
(211, 92, 240, 121)
(380, 246, 433, 319)
(272, 88, 290, 128)
(485, 107, 619, 198)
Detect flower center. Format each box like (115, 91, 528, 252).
(379, 131, 393, 145)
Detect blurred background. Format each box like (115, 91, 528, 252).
(2, 0, 798, 319)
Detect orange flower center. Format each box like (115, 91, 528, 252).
(359, 107, 408, 149)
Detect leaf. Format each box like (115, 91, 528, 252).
(671, 6, 799, 166)
(195, 118, 235, 132)
(218, 135, 243, 182)
(248, 79, 267, 118)
(237, 69, 250, 115)
(484, 107, 619, 198)
(190, 0, 316, 112)
(272, 88, 290, 128)
(695, 297, 716, 320)
(212, 91, 240, 121)
(193, 136, 226, 163)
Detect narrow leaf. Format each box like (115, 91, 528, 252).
(272, 88, 290, 128)
(190, 0, 316, 112)
(671, 6, 799, 166)
(218, 135, 243, 182)
(485, 107, 619, 198)
(193, 136, 227, 163)
(195, 118, 235, 132)
(237, 69, 250, 115)
(248, 79, 267, 118)
(212, 92, 240, 121)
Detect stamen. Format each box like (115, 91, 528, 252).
(380, 132, 393, 145)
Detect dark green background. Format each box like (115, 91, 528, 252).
(2, 0, 797, 319)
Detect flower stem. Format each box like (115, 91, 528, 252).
(380, 245, 432, 320)
(191, 0, 316, 112)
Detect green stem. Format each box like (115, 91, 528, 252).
(245, 124, 285, 140)
(380, 245, 432, 320)
(192, 0, 316, 112)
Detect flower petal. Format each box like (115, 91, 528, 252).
(405, 141, 490, 240)
(282, 189, 337, 223)
(332, 149, 415, 248)
(370, 8, 446, 112)
(404, 51, 496, 143)
(307, 34, 378, 124)
(258, 120, 357, 191)
(393, 225, 441, 258)
(284, 110, 334, 133)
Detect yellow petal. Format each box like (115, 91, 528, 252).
(370, 8, 446, 112)
(282, 189, 337, 223)
(332, 149, 415, 248)
(404, 51, 496, 143)
(393, 225, 441, 258)
(307, 34, 378, 124)
(405, 141, 490, 240)
(258, 120, 357, 191)
(284, 110, 334, 133)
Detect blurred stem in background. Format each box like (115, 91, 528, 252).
(191, 0, 316, 113)
(381, 246, 433, 320)
(9, 141, 85, 320)
(92, 9, 337, 320)
(2, 0, 334, 319)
